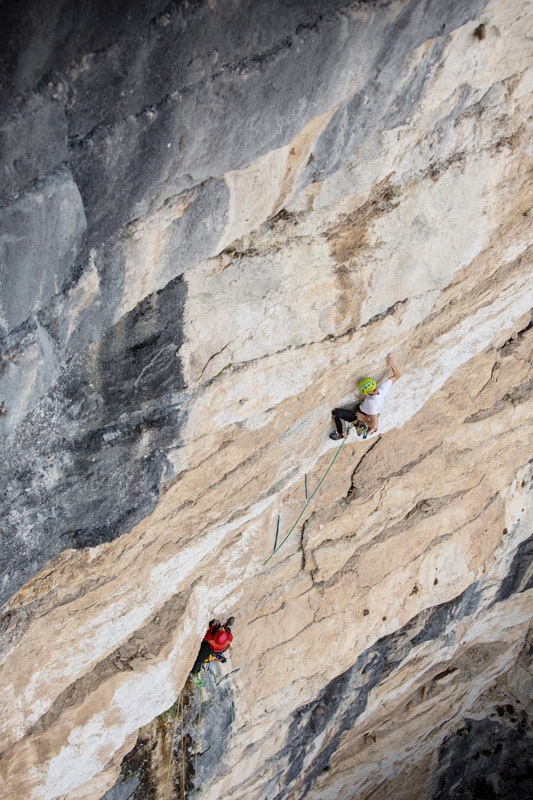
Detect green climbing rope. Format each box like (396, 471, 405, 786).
(179, 692, 185, 800)
(263, 427, 353, 565)
(163, 698, 180, 800)
(193, 661, 213, 797)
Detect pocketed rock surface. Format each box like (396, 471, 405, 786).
(0, 2, 532, 799)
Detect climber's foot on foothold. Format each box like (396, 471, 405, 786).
(329, 432, 344, 440)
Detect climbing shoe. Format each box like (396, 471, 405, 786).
(329, 432, 344, 440)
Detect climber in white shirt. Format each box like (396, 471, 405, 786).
(330, 354, 401, 439)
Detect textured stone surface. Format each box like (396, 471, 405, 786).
(0, 168, 86, 333)
(0, 1, 532, 800)
(0, 275, 187, 603)
(0, 93, 67, 197)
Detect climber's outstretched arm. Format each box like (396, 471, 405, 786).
(387, 354, 401, 383)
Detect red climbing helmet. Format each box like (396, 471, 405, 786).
(214, 630, 228, 645)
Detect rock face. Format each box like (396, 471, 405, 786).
(0, 1, 532, 799)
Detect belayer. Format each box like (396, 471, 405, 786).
(330, 354, 401, 440)
(191, 617, 235, 675)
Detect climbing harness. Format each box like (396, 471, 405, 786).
(264, 425, 354, 565)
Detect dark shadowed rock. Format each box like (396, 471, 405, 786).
(0, 275, 187, 605)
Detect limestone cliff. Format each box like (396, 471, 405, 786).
(0, 1, 532, 799)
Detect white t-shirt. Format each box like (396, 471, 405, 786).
(359, 378, 393, 415)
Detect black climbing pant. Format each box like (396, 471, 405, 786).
(191, 641, 213, 674)
(332, 406, 358, 435)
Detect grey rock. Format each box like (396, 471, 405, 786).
(0, 318, 58, 435)
(0, 275, 187, 606)
(431, 714, 533, 800)
(36, 255, 114, 361)
(67, 7, 359, 254)
(298, 0, 489, 188)
(0, 168, 86, 334)
(64, 0, 351, 138)
(494, 534, 533, 604)
(0, 0, 169, 105)
(99, 774, 140, 800)
(109, 177, 230, 296)
(0, 93, 67, 198)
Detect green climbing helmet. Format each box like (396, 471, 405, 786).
(358, 377, 377, 395)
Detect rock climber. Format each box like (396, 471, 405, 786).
(191, 617, 235, 675)
(330, 354, 401, 440)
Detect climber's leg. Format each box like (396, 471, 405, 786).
(191, 641, 212, 675)
(331, 407, 356, 439)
